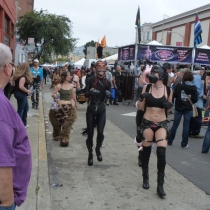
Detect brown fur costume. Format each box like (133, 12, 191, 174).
(56, 104, 77, 146)
(49, 109, 61, 139)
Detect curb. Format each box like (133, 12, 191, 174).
(36, 93, 51, 210)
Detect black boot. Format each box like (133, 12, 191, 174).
(95, 138, 103, 162)
(142, 168, 150, 189)
(157, 173, 166, 197)
(95, 146, 102, 162)
(86, 140, 93, 166)
(138, 150, 143, 167)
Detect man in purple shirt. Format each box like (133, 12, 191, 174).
(0, 43, 32, 210)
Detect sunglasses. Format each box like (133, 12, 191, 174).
(4, 62, 14, 67)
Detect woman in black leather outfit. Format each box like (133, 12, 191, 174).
(137, 65, 173, 198)
(85, 60, 111, 166)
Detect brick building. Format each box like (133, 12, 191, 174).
(0, 0, 16, 56)
(152, 4, 210, 47)
(13, 0, 34, 19)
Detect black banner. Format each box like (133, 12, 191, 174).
(194, 48, 210, 65)
(137, 44, 193, 64)
(118, 45, 135, 61)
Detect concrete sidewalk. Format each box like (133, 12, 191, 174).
(11, 90, 210, 210)
(10, 94, 50, 210)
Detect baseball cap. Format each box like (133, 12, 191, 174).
(194, 65, 202, 70)
(34, 59, 39, 63)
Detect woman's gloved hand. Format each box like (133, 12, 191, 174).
(105, 90, 112, 98)
(162, 102, 173, 110)
(139, 92, 150, 101)
(91, 89, 100, 96)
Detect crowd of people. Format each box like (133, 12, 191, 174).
(1, 38, 210, 209)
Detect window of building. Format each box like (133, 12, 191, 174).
(147, 31, 150, 40)
(4, 16, 9, 34)
(143, 32, 146, 40)
(4, 34, 10, 46)
(11, 24, 14, 38)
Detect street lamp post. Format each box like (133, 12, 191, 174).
(167, 31, 185, 46)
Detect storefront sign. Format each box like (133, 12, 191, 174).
(137, 44, 193, 64)
(194, 48, 210, 65)
(118, 45, 135, 61)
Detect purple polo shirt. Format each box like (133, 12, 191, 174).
(0, 88, 32, 206)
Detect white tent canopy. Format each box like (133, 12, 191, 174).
(199, 45, 210, 49)
(102, 53, 118, 64)
(147, 40, 163, 45)
(74, 58, 85, 68)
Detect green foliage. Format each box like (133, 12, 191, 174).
(83, 40, 96, 56)
(55, 58, 69, 62)
(16, 10, 78, 62)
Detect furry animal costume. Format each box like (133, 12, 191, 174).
(56, 104, 77, 146)
(49, 109, 61, 140)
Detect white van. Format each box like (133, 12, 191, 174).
(83, 59, 97, 69)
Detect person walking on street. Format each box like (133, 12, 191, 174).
(51, 71, 77, 146)
(137, 64, 173, 197)
(168, 70, 198, 148)
(43, 67, 47, 84)
(189, 66, 206, 138)
(30, 59, 44, 109)
(13, 62, 33, 128)
(202, 97, 210, 153)
(85, 60, 112, 166)
(112, 63, 123, 105)
(52, 68, 60, 87)
(0, 43, 32, 210)
(105, 66, 113, 105)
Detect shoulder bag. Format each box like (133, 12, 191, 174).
(184, 92, 198, 117)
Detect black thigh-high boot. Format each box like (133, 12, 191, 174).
(136, 110, 144, 167)
(86, 140, 93, 166)
(95, 136, 103, 162)
(156, 146, 166, 197)
(138, 150, 143, 167)
(142, 146, 152, 189)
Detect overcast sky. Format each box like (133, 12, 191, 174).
(34, 0, 209, 47)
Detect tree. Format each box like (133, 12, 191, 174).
(16, 10, 78, 62)
(83, 40, 96, 56)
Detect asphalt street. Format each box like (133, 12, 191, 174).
(106, 101, 210, 195)
(42, 84, 210, 210)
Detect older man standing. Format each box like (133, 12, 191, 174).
(30, 59, 44, 109)
(0, 43, 32, 209)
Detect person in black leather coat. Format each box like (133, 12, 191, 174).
(85, 60, 111, 166)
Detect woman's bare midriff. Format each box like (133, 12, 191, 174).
(143, 107, 166, 122)
(58, 100, 72, 105)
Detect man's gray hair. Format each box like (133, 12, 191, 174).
(0, 43, 12, 69)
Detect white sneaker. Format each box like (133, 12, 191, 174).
(182, 144, 189, 149)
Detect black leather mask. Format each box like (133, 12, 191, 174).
(146, 74, 158, 84)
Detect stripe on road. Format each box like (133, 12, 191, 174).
(121, 112, 136, 117)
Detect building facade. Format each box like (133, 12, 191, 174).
(13, 0, 34, 19)
(13, 0, 34, 64)
(141, 23, 153, 44)
(152, 4, 210, 47)
(0, 0, 16, 57)
(86, 46, 118, 59)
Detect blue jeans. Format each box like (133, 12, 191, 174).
(189, 107, 202, 135)
(168, 110, 192, 147)
(202, 120, 210, 152)
(14, 90, 29, 126)
(0, 203, 16, 210)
